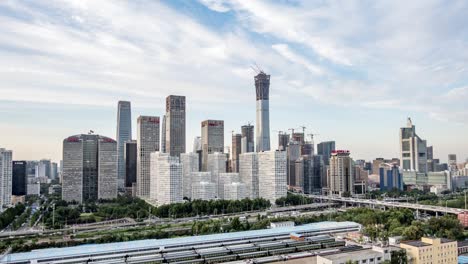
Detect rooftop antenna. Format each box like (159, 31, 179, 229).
(88, 130, 94, 135)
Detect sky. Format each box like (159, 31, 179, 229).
(0, 0, 467, 163)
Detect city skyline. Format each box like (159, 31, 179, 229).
(1, 1, 468, 163)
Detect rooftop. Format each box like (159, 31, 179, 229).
(319, 248, 383, 261)
(1, 221, 360, 263)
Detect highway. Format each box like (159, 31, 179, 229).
(307, 194, 468, 215)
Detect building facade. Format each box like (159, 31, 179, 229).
(379, 164, 403, 191)
(400, 237, 457, 264)
(231, 133, 242, 173)
(239, 152, 259, 199)
(160, 115, 166, 153)
(328, 150, 354, 196)
(180, 153, 199, 199)
(116, 101, 132, 191)
(317, 141, 336, 166)
(218, 173, 239, 199)
(12, 161, 27, 196)
(255, 72, 271, 152)
(258, 151, 287, 203)
(150, 152, 183, 205)
(136, 116, 160, 198)
(0, 148, 12, 207)
(224, 182, 247, 200)
(207, 152, 227, 198)
(400, 118, 428, 173)
(124, 140, 137, 194)
(241, 125, 255, 153)
(165, 95, 186, 158)
(201, 120, 224, 171)
(62, 134, 118, 203)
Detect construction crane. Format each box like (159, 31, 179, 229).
(307, 133, 320, 145)
(298, 126, 307, 135)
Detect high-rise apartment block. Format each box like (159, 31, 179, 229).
(255, 72, 271, 152)
(124, 140, 137, 195)
(328, 150, 354, 196)
(201, 120, 224, 171)
(150, 152, 182, 205)
(62, 134, 118, 203)
(116, 101, 132, 191)
(165, 95, 186, 158)
(239, 152, 259, 199)
(192, 172, 216, 201)
(224, 182, 247, 201)
(12, 161, 27, 196)
(241, 125, 254, 153)
(258, 151, 287, 203)
(400, 118, 428, 173)
(0, 148, 12, 207)
(180, 153, 199, 198)
(317, 141, 335, 166)
(218, 173, 239, 199)
(137, 116, 160, 198)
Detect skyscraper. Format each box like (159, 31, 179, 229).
(150, 152, 183, 205)
(161, 115, 167, 153)
(137, 116, 160, 198)
(278, 133, 290, 151)
(400, 118, 428, 173)
(207, 152, 227, 198)
(116, 101, 132, 191)
(427, 146, 434, 172)
(328, 150, 354, 196)
(448, 154, 457, 171)
(239, 152, 259, 199)
(12, 161, 27, 196)
(241, 125, 255, 153)
(258, 151, 287, 203)
(201, 120, 224, 171)
(180, 153, 199, 199)
(0, 148, 13, 207)
(231, 133, 242, 172)
(379, 164, 403, 191)
(255, 72, 271, 152)
(287, 141, 301, 187)
(165, 95, 186, 158)
(124, 140, 137, 195)
(51, 162, 58, 180)
(317, 141, 336, 166)
(62, 134, 118, 203)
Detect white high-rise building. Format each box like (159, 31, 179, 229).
(258, 151, 287, 203)
(239, 153, 259, 199)
(224, 182, 247, 201)
(150, 152, 183, 205)
(192, 181, 216, 201)
(207, 152, 227, 198)
(137, 116, 160, 198)
(180, 153, 199, 199)
(201, 120, 224, 171)
(0, 148, 13, 207)
(328, 150, 355, 196)
(218, 173, 239, 199)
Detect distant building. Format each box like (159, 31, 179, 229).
(302, 155, 324, 194)
(379, 164, 403, 191)
(136, 116, 160, 198)
(278, 133, 290, 151)
(317, 141, 335, 166)
(239, 152, 259, 199)
(241, 125, 255, 153)
(427, 146, 435, 172)
(51, 162, 58, 180)
(201, 120, 224, 171)
(0, 148, 13, 207)
(400, 237, 457, 264)
(218, 173, 239, 199)
(255, 71, 271, 152)
(258, 151, 287, 202)
(316, 246, 393, 264)
(224, 182, 247, 200)
(160, 115, 166, 153)
(37, 159, 51, 178)
(180, 153, 199, 199)
(448, 154, 457, 172)
(116, 101, 132, 191)
(231, 133, 242, 172)
(207, 152, 227, 198)
(400, 118, 428, 172)
(150, 152, 182, 205)
(192, 181, 216, 201)
(62, 134, 118, 203)
(165, 95, 186, 158)
(287, 141, 301, 187)
(328, 150, 354, 196)
(12, 161, 27, 196)
(124, 140, 137, 195)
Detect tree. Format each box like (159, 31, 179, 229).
(390, 250, 408, 264)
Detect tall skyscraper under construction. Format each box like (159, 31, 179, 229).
(255, 72, 271, 152)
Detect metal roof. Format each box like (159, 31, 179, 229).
(1, 221, 360, 263)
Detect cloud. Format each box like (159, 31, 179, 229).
(272, 44, 324, 75)
(197, 0, 231, 12)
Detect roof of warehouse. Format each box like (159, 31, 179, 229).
(1, 221, 360, 263)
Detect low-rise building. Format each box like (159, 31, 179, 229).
(270, 221, 295, 229)
(316, 246, 393, 264)
(400, 237, 458, 264)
